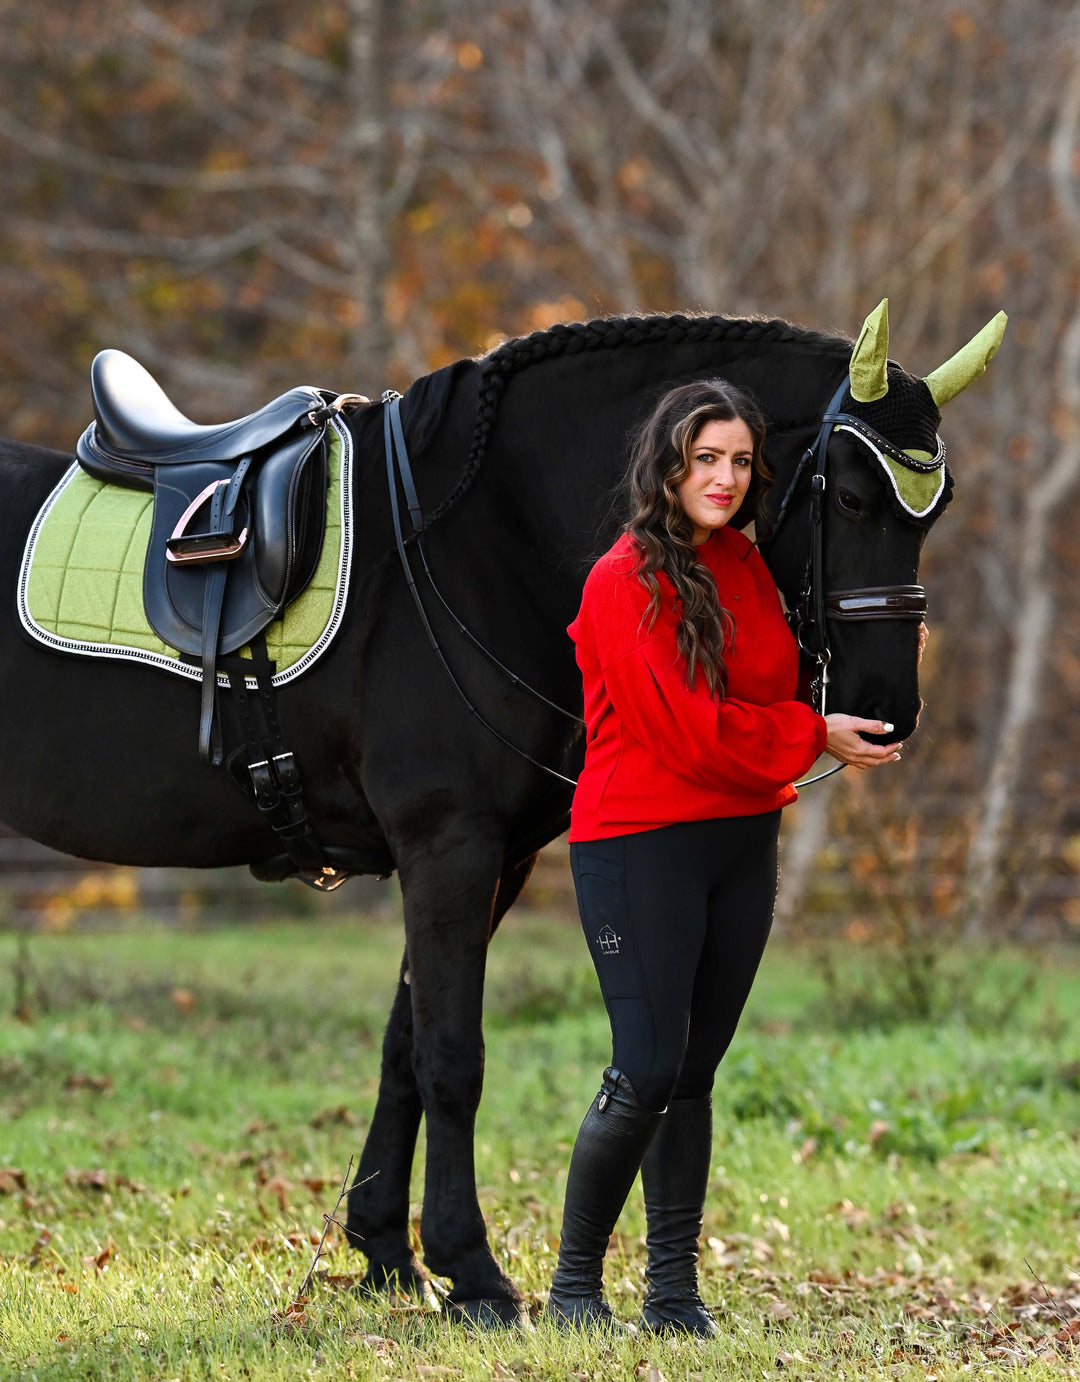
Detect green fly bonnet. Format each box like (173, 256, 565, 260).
(837, 299, 1007, 525)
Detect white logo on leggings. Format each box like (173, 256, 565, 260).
(597, 925, 621, 955)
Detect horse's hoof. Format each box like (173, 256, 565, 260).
(444, 1296, 533, 1330)
(358, 1261, 439, 1310)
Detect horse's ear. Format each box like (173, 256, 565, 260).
(924, 311, 1008, 407)
(848, 299, 890, 403)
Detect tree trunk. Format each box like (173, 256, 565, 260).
(346, 0, 394, 388)
(963, 58, 1080, 935)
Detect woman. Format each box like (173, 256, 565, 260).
(546, 379, 905, 1336)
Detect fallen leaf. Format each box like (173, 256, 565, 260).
(835, 1199, 870, 1230)
(81, 1238, 116, 1272)
(707, 1235, 742, 1267)
(171, 988, 196, 1014)
(0, 1168, 28, 1194)
(64, 1073, 113, 1093)
(310, 1104, 356, 1128)
(65, 1168, 110, 1191)
(768, 1299, 794, 1320)
(351, 1332, 399, 1356)
(868, 1119, 891, 1146)
(261, 1176, 291, 1212)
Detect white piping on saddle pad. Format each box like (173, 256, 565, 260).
(16, 415, 354, 690)
(831, 423, 946, 521)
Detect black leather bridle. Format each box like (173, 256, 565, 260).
(759, 376, 928, 719)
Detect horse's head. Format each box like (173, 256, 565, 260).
(762, 299, 1006, 742)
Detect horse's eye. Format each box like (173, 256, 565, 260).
(838, 488, 863, 515)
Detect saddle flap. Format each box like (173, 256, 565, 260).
(252, 431, 329, 605)
(141, 432, 328, 659)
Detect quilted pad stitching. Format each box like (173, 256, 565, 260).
(22, 425, 347, 678)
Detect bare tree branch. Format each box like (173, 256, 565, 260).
(0, 108, 332, 193)
(2, 216, 286, 264)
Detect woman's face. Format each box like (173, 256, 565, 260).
(674, 417, 755, 545)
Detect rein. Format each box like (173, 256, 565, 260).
(383, 374, 925, 794)
(383, 392, 583, 789)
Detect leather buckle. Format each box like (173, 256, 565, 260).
(306, 393, 370, 426)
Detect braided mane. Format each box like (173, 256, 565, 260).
(419, 312, 852, 535)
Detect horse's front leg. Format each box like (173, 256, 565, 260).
(347, 949, 430, 1299)
(402, 834, 528, 1327)
(347, 855, 538, 1306)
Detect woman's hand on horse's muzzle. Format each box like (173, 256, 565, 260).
(823, 714, 903, 770)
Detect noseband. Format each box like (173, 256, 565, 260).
(760, 376, 928, 716)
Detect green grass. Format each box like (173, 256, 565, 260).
(1, 911, 1079, 1379)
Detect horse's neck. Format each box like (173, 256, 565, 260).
(504, 332, 847, 575)
(382, 328, 850, 607)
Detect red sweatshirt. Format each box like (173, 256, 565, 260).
(567, 529, 827, 842)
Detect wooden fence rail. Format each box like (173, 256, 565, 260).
(2, 807, 1077, 935)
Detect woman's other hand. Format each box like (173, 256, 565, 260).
(824, 715, 902, 770)
(917, 622, 929, 666)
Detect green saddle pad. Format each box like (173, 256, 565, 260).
(18, 419, 353, 687)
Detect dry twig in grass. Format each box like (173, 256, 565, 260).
(291, 1156, 376, 1304)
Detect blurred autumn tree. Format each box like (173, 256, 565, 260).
(1, 0, 1078, 936)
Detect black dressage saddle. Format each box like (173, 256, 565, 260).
(76, 350, 359, 764)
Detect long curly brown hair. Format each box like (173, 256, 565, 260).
(624, 379, 770, 697)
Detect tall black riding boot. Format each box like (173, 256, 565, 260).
(639, 1093, 719, 1337)
(546, 1067, 663, 1332)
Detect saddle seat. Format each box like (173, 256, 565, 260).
(84, 348, 329, 465)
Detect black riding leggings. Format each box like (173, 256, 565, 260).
(570, 811, 781, 1113)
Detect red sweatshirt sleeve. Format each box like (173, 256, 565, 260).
(575, 546, 826, 797)
(601, 636, 825, 795)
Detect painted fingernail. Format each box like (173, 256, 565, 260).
(882, 722, 895, 733)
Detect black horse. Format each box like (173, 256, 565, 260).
(0, 304, 1002, 1324)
